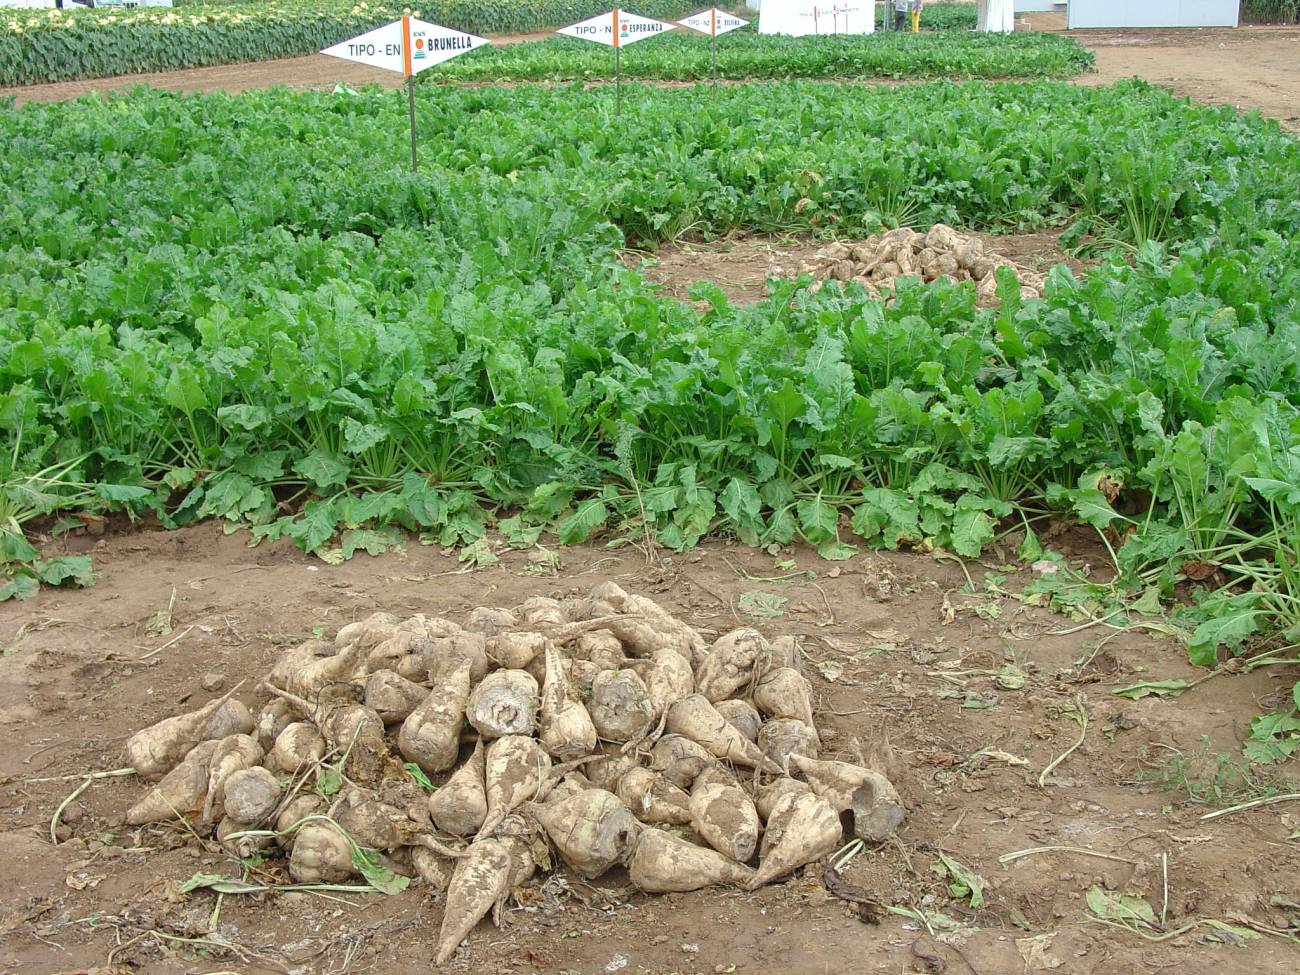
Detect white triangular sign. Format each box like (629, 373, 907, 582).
(322, 18, 487, 75)
(679, 8, 748, 35)
(557, 8, 674, 47)
(322, 21, 405, 72)
(406, 19, 489, 72)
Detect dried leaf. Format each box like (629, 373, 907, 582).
(1016, 933, 1063, 970)
(917, 752, 962, 767)
(1180, 560, 1218, 581)
(814, 659, 844, 682)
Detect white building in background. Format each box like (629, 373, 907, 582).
(1067, 1, 1239, 28)
(758, 0, 875, 35)
(754, 1, 1020, 35)
(0, 0, 174, 7)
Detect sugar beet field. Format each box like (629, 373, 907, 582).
(1, 12, 1299, 975)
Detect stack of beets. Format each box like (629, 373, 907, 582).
(121, 583, 903, 962)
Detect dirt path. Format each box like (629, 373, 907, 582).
(0, 29, 549, 103)
(1, 523, 1297, 974)
(1023, 14, 1300, 130)
(5, 24, 1300, 131)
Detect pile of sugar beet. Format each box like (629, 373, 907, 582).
(120, 583, 903, 963)
(799, 224, 1048, 303)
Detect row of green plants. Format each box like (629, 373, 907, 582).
(0, 2, 1059, 89)
(434, 31, 1093, 82)
(875, 1, 977, 30)
(0, 0, 700, 86)
(1242, 0, 1300, 22)
(1, 79, 1297, 723)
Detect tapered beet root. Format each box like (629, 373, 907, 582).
(689, 779, 761, 863)
(531, 788, 640, 879)
(788, 753, 905, 843)
(664, 695, 781, 772)
(539, 647, 597, 761)
(747, 791, 842, 890)
(617, 767, 692, 826)
(428, 740, 488, 837)
(436, 835, 532, 963)
(125, 740, 218, 825)
(126, 686, 243, 780)
(627, 828, 754, 893)
(399, 657, 472, 775)
(476, 735, 551, 840)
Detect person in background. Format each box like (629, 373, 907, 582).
(893, 0, 909, 31)
(911, 0, 923, 31)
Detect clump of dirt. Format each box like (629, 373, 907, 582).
(800, 224, 1046, 304)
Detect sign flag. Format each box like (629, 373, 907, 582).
(557, 8, 675, 47)
(322, 18, 488, 75)
(679, 8, 749, 35)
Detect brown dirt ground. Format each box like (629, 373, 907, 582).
(3, 23, 1300, 132)
(1022, 14, 1300, 131)
(2, 523, 1297, 974)
(637, 229, 1080, 305)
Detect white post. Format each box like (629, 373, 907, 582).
(978, 0, 1014, 32)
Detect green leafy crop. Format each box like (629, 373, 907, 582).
(436, 30, 1094, 83)
(0, 78, 1297, 696)
(0, 0, 703, 86)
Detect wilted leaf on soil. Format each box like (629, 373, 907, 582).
(1085, 886, 1155, 927)
(1129, 587, 1164, 616)
(350, 845, 410, 895)
(817, 541, 858, 561)
(1112, 679, 1193, 700)
(962, 691, 998, 710)
(459, 537, 499, 569)
(1242, 711, 1300, 764)
(1199, 919, 1259, 944)
(931, 854, 985, 908)
(739, 590, 787, 618)
(179, 873, 268, 895)
(994, 664, 1026, 690)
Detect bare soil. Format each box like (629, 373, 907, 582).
(637, 229, 1080, 305)
(4, 24, 1300, 133)
(2, 522, 1297, 974)
(1023, 15, 1300, 130)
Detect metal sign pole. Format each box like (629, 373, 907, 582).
(402, 15, 418, 172)
(407, 78, 418, 172)
(711, 8, 717, 93)
(613, 7, 622, 115)
(322, 17, 485, 158)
